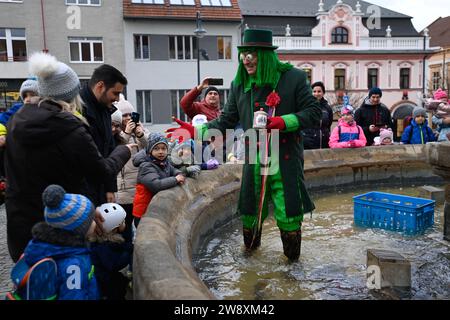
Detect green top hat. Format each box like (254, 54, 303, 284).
(238, 29, 278, 50)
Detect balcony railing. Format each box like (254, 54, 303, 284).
(273, 36, 428, 51)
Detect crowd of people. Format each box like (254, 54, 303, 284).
(0, 28, 448, 300)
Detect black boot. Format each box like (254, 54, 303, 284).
(243, 227, 262, 250)
(280, 229, 302, 261)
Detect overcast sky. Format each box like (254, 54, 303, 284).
(367, 0, 450, 31)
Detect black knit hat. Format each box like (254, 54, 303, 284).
(369, 87, 382, 98)
(204, 86, 219, 97)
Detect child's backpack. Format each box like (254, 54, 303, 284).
(5, 254, 58, 300)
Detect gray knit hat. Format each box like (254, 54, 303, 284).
(29, 52, 80, 103)
(19, 77, 39, 100)
(413, 107, 427, 118)
(146, 132, 168, 154)
(42, 185, 95, 237)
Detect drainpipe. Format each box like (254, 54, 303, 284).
(443, 48, 447, 92)
(422, 35, 426, 97)
(40, 0, 48, 53)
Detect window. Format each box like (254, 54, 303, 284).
(200, 0, 232, 6)
(131, 0, 164, 3)
(334, 69, 346, 90)
(0, 28, 27, 62)
(65, 0, 101, 5)
(368, 68, 378, 89)
(303, 68, 312, 84)
(218, 89, 229, 111)
(69, 37, 103, 63)
(217, 36, 231, 60)
(169, 0, 195, 5)
(171, 90, 190, 122)
(400, 68, 410, 89)
(136, 90, 152, 123)
(432, 72, 441, 91)
(331, 27, 349, 44)
(134, 35, 150, 60)
(169, 36, 197, 60)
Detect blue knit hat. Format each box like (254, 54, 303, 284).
(369, 87, 382, 98)
(42, 185, 95, 237)
(19, 77, 39, 100)
(146, 132, 168, 154)
(29, 52, 80, 103)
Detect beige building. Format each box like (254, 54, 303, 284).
(424, 16, 450, 97)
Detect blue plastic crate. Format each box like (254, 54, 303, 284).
(353, 192, 435, 235)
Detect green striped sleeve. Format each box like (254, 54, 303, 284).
(281, 114, 300, 132)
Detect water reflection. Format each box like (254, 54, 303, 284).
(193, 186, 450, 300)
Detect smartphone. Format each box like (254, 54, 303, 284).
(208, 78, 223, 86)
(131, 112, 140, 124)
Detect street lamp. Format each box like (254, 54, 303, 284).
(194, 11, 207, 85)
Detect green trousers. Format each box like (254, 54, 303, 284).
(241, 151, 303, 232)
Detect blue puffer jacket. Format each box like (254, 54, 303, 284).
(401, 119, 436, 144)
(0, 102, 23, 125)
(23, 223, 99, 300)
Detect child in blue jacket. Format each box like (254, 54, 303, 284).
(401, 107, 436, 144)
(20, 184, 99, 300)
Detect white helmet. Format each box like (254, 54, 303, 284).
(97, 203, 126, 233)
(192, 114, 208, 126)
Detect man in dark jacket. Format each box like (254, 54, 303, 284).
(5, 53, 132, 262)
(80, 65, 128, 206)
(354, 87, 393, 146)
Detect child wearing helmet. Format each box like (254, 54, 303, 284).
(89, 202, 133, 300)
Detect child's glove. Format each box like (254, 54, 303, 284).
(206, 158, 219, 170)
(348, 140, 356, 148)
(166, 117, 195, 141)
(186, 165, 201, 178)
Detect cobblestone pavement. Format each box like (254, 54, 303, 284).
(0, 205, 13, 299)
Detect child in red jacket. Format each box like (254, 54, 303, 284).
(132, 133, 185, 227)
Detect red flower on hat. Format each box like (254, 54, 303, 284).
(265, 91, 281, 108)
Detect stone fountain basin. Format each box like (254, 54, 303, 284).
(133, 145, 442, 300)
(427, 142, 450, 179)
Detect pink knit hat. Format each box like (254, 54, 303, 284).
(434, 88, 448, 101)
(379, 128, 393, 143)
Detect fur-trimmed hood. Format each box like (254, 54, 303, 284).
(24, 222, 90, 265)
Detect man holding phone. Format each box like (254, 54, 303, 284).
(355, 87, 393, 146)
(180, 77, 223, 121)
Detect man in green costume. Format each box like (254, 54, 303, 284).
(168, 29, 321, 261)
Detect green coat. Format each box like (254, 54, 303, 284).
(205, 68, 321, 217)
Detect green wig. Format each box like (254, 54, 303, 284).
(234, 48, 293, 92)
